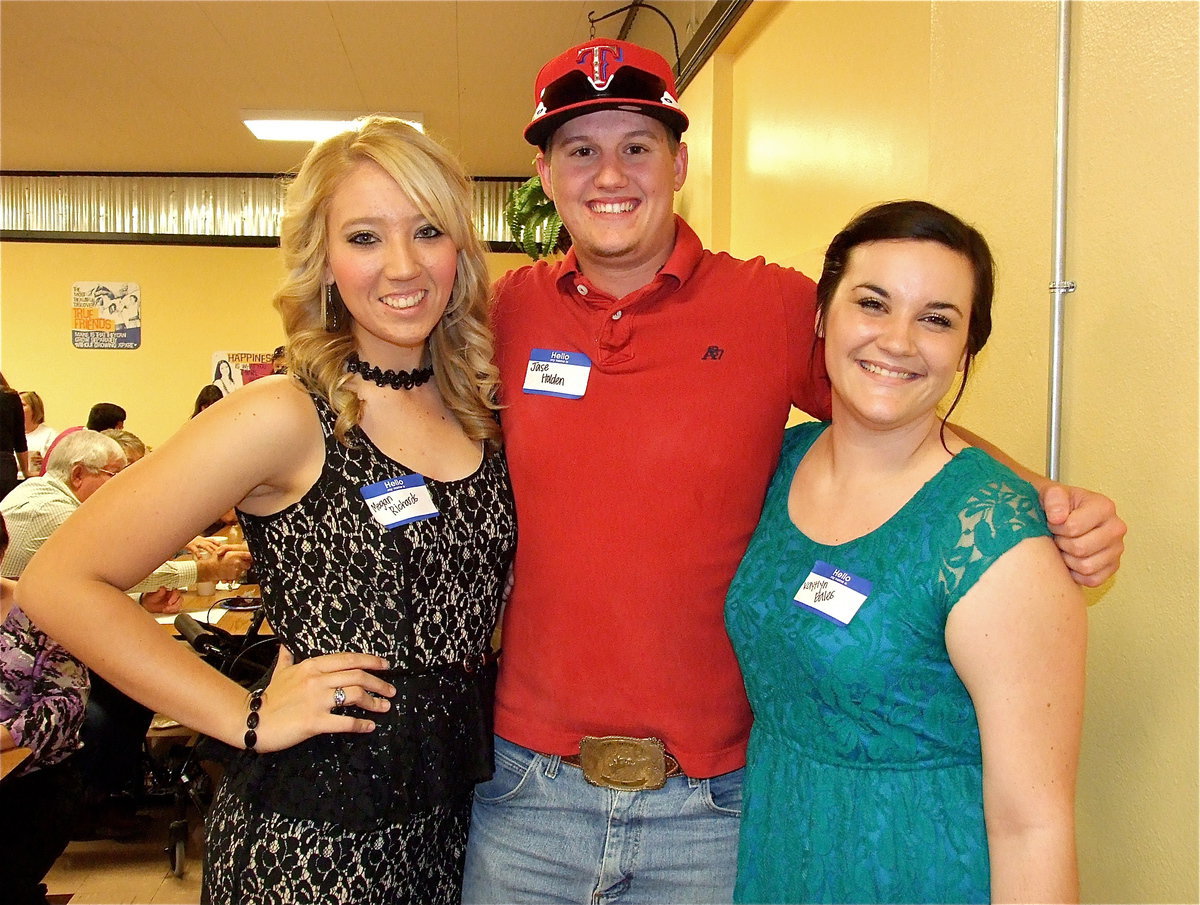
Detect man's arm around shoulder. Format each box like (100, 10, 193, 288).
(955, 425, 1127, 587)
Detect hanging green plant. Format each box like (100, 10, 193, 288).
(504, 175, 569, 260)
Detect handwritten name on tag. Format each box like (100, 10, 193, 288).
(523, 348, 592, 399)
(793, 560, 873, 626)
(360, 474, 439, 529)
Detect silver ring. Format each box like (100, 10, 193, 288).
(332, 687, 346, 708)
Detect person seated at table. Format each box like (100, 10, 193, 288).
(1, 430, 249, 592)
(17, 116, 515, 905)
(33, 426, 78, 477)
(102, 428, 146, 464)
(85, 402, 125, 433)
(0, 513, 89, 905)
(191, 384, 224, 419)
(726, 201, 1087, 904)
(20, 392, 56, 478)
(39, 406, 130, 479)
(0, 429, 235, 839)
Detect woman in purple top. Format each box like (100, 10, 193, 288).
(0, 513, 89, 905)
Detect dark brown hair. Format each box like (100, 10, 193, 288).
(191, 384, 224, 418)
(816, 200, 995, 447)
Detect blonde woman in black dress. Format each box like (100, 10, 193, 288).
(18, 117, 516, 904)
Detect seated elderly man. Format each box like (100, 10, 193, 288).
(1, 430, 248, 590)
(1, 430, 251, 838)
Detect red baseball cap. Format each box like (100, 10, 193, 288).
(524, 38, 689, 147)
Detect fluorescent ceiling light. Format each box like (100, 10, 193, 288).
(242, 111, 424, 142)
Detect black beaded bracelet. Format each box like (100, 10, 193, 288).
(244, 688, 264, 751)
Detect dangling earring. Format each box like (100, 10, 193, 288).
(322, 283, 344, 333)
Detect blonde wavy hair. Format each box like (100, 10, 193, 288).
(274, 116, 501, 448)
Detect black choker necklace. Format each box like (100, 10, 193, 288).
(346, 353, 434, 390)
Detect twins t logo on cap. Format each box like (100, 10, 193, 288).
(523, 37, 689, 146)
(577, 43, 623, 91)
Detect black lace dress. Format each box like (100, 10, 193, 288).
(202, 393, 515, 905)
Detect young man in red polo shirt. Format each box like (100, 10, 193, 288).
(462, 39, 1126, 903)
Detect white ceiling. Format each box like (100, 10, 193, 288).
(0, 0, 717, 177)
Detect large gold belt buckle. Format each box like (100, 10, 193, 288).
(578, 735, 667, 791)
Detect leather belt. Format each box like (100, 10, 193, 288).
(560, 735, 683, 791)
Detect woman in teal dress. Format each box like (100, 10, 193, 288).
(726, 201, 1087, 904)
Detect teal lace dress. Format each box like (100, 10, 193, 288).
(725, 421, 1050, 904)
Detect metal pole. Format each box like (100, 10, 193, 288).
(1047, 0, 1076, 481)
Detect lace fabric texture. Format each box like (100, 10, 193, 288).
(726, 421, 1050, 904)
(214, 663, 495, 829)
(225, 392, 515, 830)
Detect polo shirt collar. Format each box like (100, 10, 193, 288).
(553, 215, 704, 299)
(658, 215, 704, 286)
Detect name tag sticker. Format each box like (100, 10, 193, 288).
(523, 348, 592, 399)
(793, 560, 873, 626)
(360, 474, 439, 529)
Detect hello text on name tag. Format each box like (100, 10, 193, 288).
(523, 348, 592, 399)
(360, 474, 439, 529)
(794, 560, 873, 626)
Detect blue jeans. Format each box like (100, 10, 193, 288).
(461, 735, 742, 904)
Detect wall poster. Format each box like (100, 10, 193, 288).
(210, 351, 275, 396)
(72, 281, 142, 349)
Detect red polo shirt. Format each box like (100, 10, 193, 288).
(492, 217, 831, 777)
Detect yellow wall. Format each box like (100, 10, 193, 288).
(1044, 5, 1198, 898)
(726, 0, 933, 271)
(1, 242, 285, 447)
(0, 242, 533, 449)
(680, 1, 1198, 901)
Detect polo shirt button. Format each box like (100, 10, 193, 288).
(577, 284, 588, 295)
(611, 310, 623, 320)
